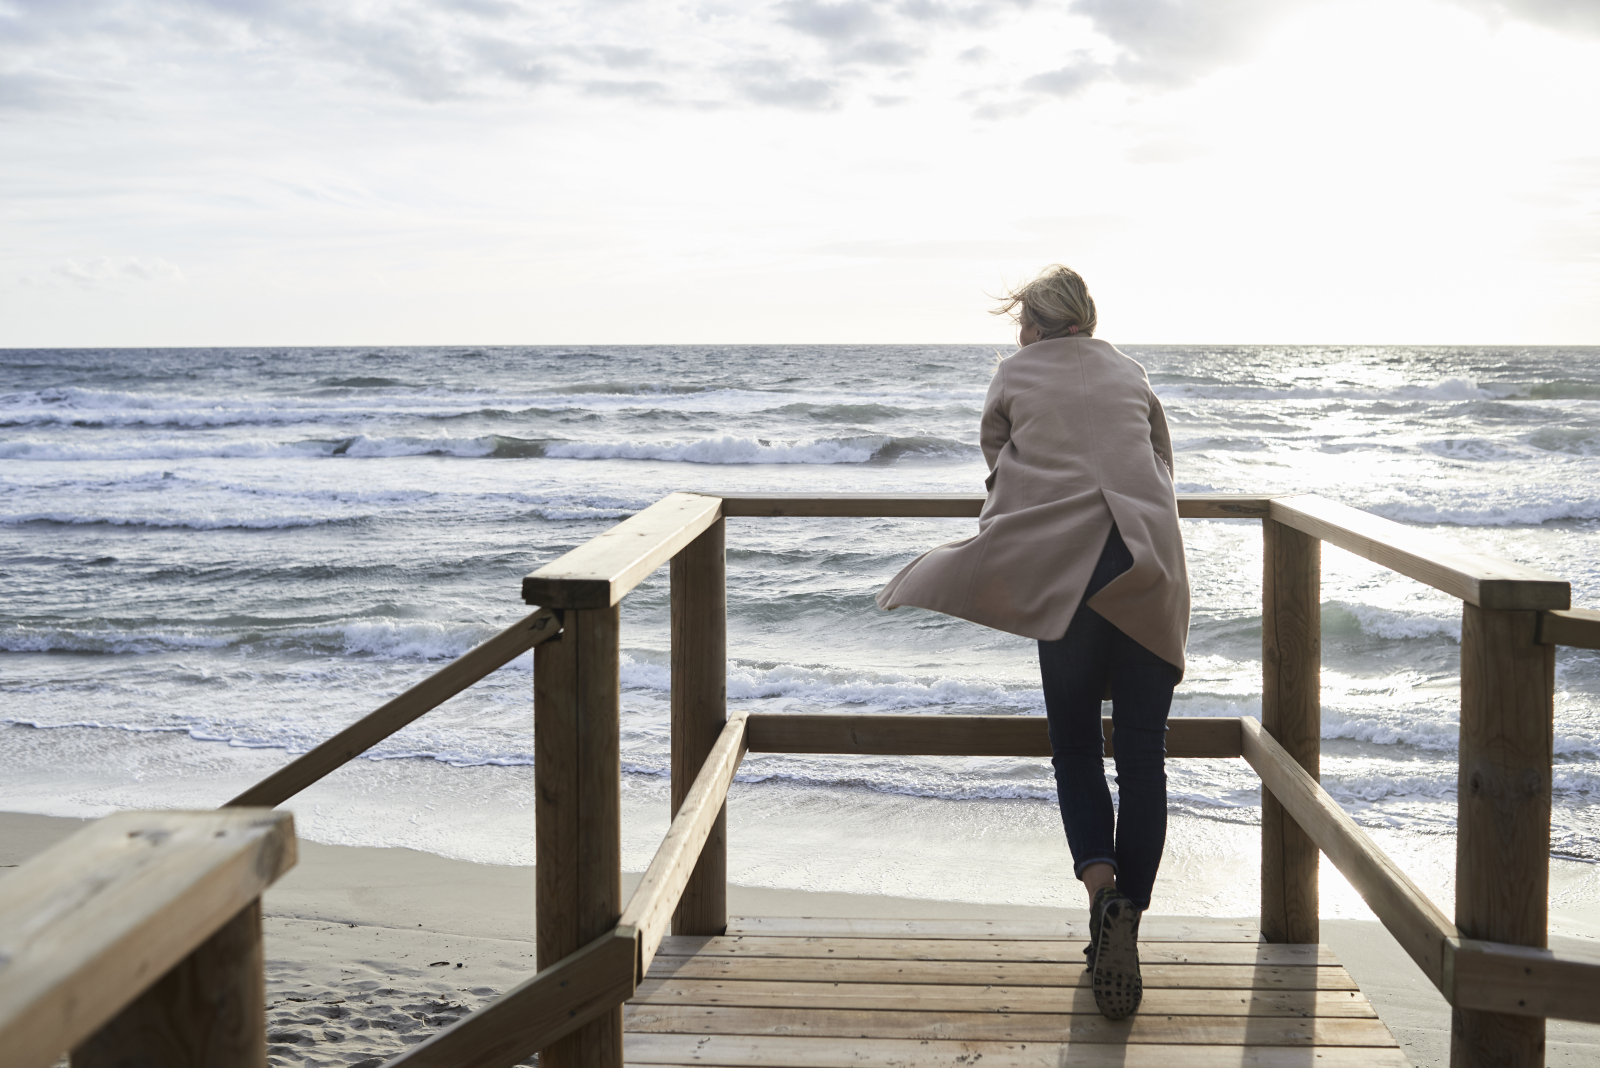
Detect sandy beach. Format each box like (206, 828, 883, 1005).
(5, 809, 1595, 1068)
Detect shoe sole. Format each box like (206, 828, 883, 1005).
(1091, 896, 1143, 1020)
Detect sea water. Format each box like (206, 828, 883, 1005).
(2, 344, 1597, 918)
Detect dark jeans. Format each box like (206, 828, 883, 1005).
(1038, 524, 1180, 911)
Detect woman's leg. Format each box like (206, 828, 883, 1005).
(1105, 632, 1180, 912)
(1039, 605, 1116, 892)
(1038, 525, 1134, 900)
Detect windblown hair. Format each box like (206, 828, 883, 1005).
(993, 264, 1097, 339)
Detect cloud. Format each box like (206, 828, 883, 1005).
(1021, 55, 1108, 97)
(1462, 0, 1600, 35)
(20, 257, 185, 289)
(777, 0, 883, 41)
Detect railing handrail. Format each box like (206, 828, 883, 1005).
(199, 488, 1600, 1067)
(0, 809, 296, 1068)
(226, 608, 562, 809)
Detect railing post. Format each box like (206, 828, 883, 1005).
(670, 516, 728, 936)
(1261, 517, 1321, 944)
(535, 606, 623, 1068)
(1452, 604, 1552, 1068)
(72, 900, 266, 1068)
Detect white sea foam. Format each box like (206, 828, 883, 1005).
(545, 435, 885, 464)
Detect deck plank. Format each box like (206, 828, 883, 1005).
(623, 1034, 1411, 1067)
(655, 936, 1335, 966)
(633, 978, 1378, 1017)
(646, 956, 1360, 989)
(725, 916, 1260, 942)
(624, 1004, 1399, 1045)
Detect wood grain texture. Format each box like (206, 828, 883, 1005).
(631, 978, 1379, 1018)
(1260, 518, 1321, 946)
(1536, 607, 1600, 649)
(621, 1003, 1398, 1045)
(226, 608, 561, 808)
(535, 606, 624, 1067)
(669, 520, 728, 939)
(1269, 495, 1569, 610)
(744, 713, 1242, 758)
(522, 492, 722, 607)
(712, 493, 1278, 518)
(0, 809, 295, 1068)
(652, 936, 1335, 966)
(723, 915, 1260, 941)
(1451, 604, 1554, 1068)
(1241, 718, 1457, 990)
(1446, 937, 1600, 1024)
(621, 1034, 1411, 1067)
(72, 900, 265, 1068)
(624, 715, 747, 977)
(645, 955, 1359, 990)
(389, 928, 636, 1068)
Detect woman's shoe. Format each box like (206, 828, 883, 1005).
(1089, 885, 1143, 1019)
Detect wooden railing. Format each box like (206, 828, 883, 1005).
(0, 809, 296, 1068)
(20, 491, 1593, 1067)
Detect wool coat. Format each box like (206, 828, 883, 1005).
(876, 336, 1190, 674)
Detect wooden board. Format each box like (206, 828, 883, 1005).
(1269, 495, 1568, 610)
(226, 607, 561, 808)
(522, 492, 723, 607)
(622, 1003, 1398, 1045)
(744, 713, 1243, 759)
(621, 1034, 1411, 1067)
(0, 809, 296, 1068)
(632, 978, 1378, 1018)
(653, 936, 1336, 966)
(645, 956, 1359, 991)
(1537, 607, 1600, 649)
(724, 916, 1260, 942)
(712, 493, 1278, 519)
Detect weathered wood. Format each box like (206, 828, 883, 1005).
(0, 809, 295, 1068)
(522, 492, 723, 607)
(724, 915, 1260, 941)
(1446, 937, 1600, 1024)
(1536, 606, 1600, 649)
(621, 1003, 1399, 1045)
(653, 935, 1335, 966)
(744, 713, 1242, 758)
(1260, 518, 1321, 946)
(1241, 718, 1457, 988)
(1269, 495, 1568, 610)
(632, 977, 1379, 1017)
(536, 605, 624, 1067)
(713, 493, 1278, 519)
(72, 900, 265, 1068)
(226, 608, 561, 808)
(646, 955, 1360, 990)
(623, 715, 748, 977)
(670, 518, 729, 939)
(621, 1033, 1411, 1067)
(1452, 604, 1554, 1068)
(388, 928, 636, 1068)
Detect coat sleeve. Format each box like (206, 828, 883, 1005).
(1148, 389, 1176, 478)
(980, 364, 1010, 480)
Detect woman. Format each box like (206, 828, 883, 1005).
(877, 264, 1189, 1021)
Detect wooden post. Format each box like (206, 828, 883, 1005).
(72, 900, 266, 1068)
(670, 518, 728, 936)
(1261, 518, 1321, 944)
(1452, 604, 1553, 1068)
(535, 606, 623, 1068)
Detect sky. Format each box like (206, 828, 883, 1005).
(2, 0, 1598, 346)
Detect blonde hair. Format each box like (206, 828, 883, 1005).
(992, 264, 1097, 339)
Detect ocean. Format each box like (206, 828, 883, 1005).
(2, 343, 1597, 918)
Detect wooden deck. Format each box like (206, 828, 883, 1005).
(622, 916, 1409, 1067)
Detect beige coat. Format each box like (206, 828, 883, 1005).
(876, 337, 1190, 674)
